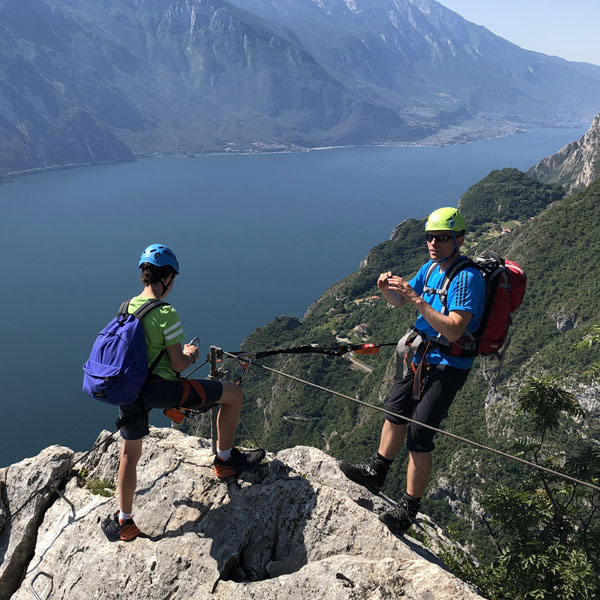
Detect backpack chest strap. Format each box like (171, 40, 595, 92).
(422, 285, 449, 302)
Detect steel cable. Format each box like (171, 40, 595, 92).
(223, 350, 600, 493)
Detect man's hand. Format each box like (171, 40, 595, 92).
(378, 271, 412, 307)
(377, 271, 392, 290)
(385, 276, 419, 303)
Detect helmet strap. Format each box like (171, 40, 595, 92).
(160, 275, 174, 297)
(433, 231, 459, 264)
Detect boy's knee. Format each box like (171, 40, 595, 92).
(221, 381, 243, 406)
(121, 439, 143, 464)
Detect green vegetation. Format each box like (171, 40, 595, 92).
(459, 168, 564, 229)
(77, 467, 116, 497)
(442, 377, 599, 599)
(575, 324, 600, 380)
(182, 169, 600, 597)
(85, 478, 116, 498)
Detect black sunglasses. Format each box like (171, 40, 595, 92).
(426, 233, 453, 243)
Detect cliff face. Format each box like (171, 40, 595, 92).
(0, 428, 484, 599)
(528, 113, 600, 194)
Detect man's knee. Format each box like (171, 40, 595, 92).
(408, 449, 432, 465)
(383, 419, 407, 438)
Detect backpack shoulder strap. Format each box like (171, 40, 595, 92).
(132, 299, 170, 320)
(132, 299, 171, 376)
(423, 256, 474, 310)
(422, 262, 437, 290)
(117, 299, 131, 316)
(444, 255, 475, 281)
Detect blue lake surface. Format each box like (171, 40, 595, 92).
(0, 126, 587, 466)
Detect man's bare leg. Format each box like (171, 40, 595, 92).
(377, 420, 407, 461)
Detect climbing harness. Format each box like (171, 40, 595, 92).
(163, 346, 262, 451)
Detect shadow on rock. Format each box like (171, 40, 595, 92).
(197, 459, 318, 585)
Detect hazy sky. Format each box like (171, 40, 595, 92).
(437, 0, 600, 66)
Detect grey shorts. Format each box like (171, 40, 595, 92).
(384, 363, 469, 452)
(119, 376, 223, 440)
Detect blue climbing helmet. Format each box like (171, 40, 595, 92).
(138, 244, 180, 274)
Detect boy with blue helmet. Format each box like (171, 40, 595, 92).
(103, 244, 265, 542)
(339, 208, 484, 536)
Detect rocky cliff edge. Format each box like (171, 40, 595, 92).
(0, 428, 483, 599)
(528, 114, 600, 194)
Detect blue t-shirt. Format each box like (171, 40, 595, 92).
(409, 258, 485, 369)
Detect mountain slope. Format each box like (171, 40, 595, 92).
(218, 166, 600, 581)
(0, 0, 422, 178)
(528, 113, 600, 194)
(228, 0, 600, 128)
(2, 0, 600, 177)
(234, 173, 600, 450)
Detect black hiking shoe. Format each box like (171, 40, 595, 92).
(379, 494, 420, 536)
(101, 511, 141, 542)
(337, 455, 389, 495)
(213, 447, 266, 479)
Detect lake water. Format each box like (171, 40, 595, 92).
(0, 126, 586, 467)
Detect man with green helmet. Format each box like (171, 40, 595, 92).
(339, 207, 485, 536)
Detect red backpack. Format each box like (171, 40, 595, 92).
(424, 250, 526, 358)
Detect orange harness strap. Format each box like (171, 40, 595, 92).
(411, 342, 431, 404)
(179, 379, 192, 408)
(178, 379, 207, 409)
(164, 379, 208, 425)
(184, 379, 207, 409)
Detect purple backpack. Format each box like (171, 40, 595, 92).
(83, 299, 168, 405)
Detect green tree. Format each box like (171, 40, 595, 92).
(575, 325, 600, 380)
(472, 376, 599, 600)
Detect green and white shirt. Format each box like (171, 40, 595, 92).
(128, 296, 186, 381)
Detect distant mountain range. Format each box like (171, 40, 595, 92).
(2, 0, 600, 178)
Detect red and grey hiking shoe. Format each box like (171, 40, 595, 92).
(379, 494, 420, 536)
(101, 511, 141, 542)
(213, 447, 266, 479)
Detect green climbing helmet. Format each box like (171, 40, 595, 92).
(425, 207, 466, 234)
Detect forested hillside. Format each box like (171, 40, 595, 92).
(183, 170, 600, 598)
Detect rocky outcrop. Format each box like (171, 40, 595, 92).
(528, 113, 600, 194)
(0, 445, 74, 596)
(1, 428, 484, 600)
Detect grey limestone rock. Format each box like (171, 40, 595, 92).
(0, 445, 74, 597)
(3, 428, 484, 600)
(529, 113, 600, 194)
